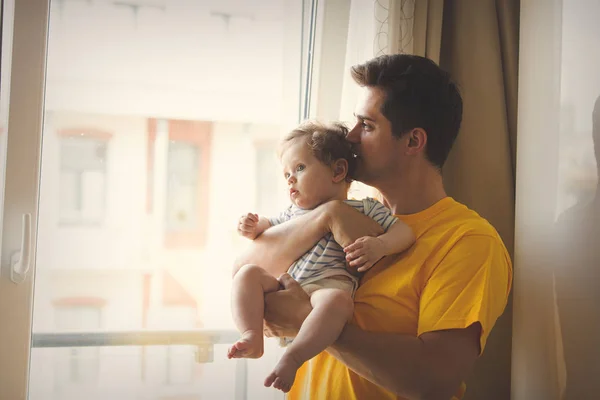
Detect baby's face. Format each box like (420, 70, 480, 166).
(280, 139, 337, 209)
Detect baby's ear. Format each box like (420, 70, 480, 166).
(332, 159, 348, 183)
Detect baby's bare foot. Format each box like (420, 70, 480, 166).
(264, 352, 303, 393)
(227, 330, 263, 359)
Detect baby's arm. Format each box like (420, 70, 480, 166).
(238, 213, 272, 240)
(344, 220, 415, 272)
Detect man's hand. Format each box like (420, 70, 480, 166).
(238, 213, 260, 240)
(344, 236, 386, 272)
(263, 274, 312, 338)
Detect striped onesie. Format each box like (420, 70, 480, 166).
(269, 197, 398, 295)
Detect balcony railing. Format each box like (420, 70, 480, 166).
(31, 329, 247, 400)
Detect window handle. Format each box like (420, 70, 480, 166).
(10, 213, 31, 284)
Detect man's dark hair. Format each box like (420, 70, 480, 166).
(351, 54, 463, 168)
(280, 120, 356, 183)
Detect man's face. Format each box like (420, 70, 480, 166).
(346, 86, 404, 185)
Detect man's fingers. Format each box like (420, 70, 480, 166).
(349, 255, 368, 267)
(345, 249, 364, 261)
(343, 242, 362, 253)
(357, 262, 373, 272)
(277, 273, 300, 290)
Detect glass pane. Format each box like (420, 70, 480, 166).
(31, 0, 302, 398)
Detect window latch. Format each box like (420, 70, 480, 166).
(10, 213, 32, 284)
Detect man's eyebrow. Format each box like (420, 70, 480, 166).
(353, 113, 376, 122)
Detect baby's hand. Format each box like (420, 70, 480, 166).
(343, 236, 386, 272)
(238, 213, 260, 240)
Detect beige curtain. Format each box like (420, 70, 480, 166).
(411, 1, 519, 399)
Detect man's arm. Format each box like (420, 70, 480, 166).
(328, 323, 480, 400)
(233, 200, 384, 276)
(263, 274, 479, 400)
(265, 235, 511, 398)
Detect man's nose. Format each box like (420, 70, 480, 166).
(346, 125, 361, 143)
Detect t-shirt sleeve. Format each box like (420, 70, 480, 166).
(268, 205, 294, 226)
(362, 197, 397, 232)
(417, 234, 512, 354)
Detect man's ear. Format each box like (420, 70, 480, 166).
(332, 159, 349, 183)
(405, 128, 427, 156)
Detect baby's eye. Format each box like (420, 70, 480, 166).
(284, 172, 290, 179)
(297, 164, 305, 172)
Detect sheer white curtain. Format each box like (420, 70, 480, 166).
(513, 0, 600, 399)
(309, 0, 415, 199)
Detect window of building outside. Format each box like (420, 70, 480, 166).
(147, 118, 212, 248)
(59, 136, 108, 225)
(166, 141, 201, 232)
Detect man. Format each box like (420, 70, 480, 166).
(235, 54, 512, 400)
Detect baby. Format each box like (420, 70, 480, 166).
(228, 120, 415, 393)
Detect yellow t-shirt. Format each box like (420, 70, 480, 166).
(287, 197, 513, 400)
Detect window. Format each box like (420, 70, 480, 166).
(148, 118, 212, 248)
(59, 135, 108, 225)
(166, 141, 201, 232)
(53, 305, 102, 388)
(18, 0, 309, 398)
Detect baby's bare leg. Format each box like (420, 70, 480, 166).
(264, 287, 353, 392)
(228, 264, 280, 359)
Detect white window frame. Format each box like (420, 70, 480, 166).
(0, 0, 49, 399)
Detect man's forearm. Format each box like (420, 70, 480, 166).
(327, 325, 428, 399)
(233, 207, 329, 276)
(327, 325, 463, 400)
(234, 200, 386, 276)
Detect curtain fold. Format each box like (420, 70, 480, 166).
(410, 1, 520, 399)
(412, 0, 445, 63)
(496, 0, 520, 177)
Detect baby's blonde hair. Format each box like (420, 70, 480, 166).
(280, 120, 356, 183)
